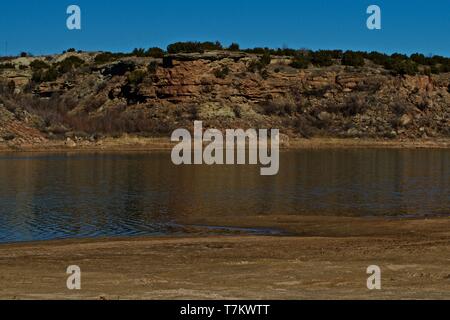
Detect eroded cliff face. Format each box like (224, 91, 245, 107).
(0, 51, 449, 146)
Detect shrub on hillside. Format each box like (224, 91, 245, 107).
(364, 52, 419, 75)
(426, 55, 450, 74)
(290, 54, 310, 69)
(57, 56, 85, 73)
(146, 47, 165, 58)
(243, 47, 305, 57)
(131, 47, 165, 58)
(342, 51, 365, 67)
(167, 42, 204, 54)
(391, 53, 408, 60)
(0, 63, 15, 69)
(366, 51, 390, 66)
(260, 52, 272, 66)
(213, 66, 230, 79)
(410, 53, 428, 65)
(442, 64, 450, 73)
(228, 43, 240, 51)
(294, 117, 317, 138)
(127, 70, 147, 85)
(94, 52, 115, 64)
(167, 41, 223, 54)
(311, 50, 335, 67)
(147, 61, 158, 74)
(32, 67, 59, 83)
(30, 60, 50, 70)
(201, 41, 223, 51)
(247, 60, 261, 73)
(7, 80, 15, 94)
(247, 52, 271, 73)
(132, 48, 146, 57)
(242, 47, 269, 55)
(273, 48, 299, 57)
(326, 50, 344, 59)
(44, 68, 59, 82)
(260, 100, 295, 116)
(430, 65, 440, 74)
(389, 59, 418, 75)
(341, 96, 367, 117)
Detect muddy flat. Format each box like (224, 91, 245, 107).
(0, 215, 448, 300)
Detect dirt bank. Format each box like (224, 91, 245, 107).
(0, 215, 448, 300)
(0, 137, 449, 154)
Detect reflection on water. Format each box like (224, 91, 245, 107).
(0, 149, 449, 243)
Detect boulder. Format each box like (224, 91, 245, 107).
(65, 138, 77, 148)
(399, 114, 413, 127)
(318, 111, 332, 122)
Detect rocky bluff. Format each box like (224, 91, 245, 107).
(0, 50, 449, 146)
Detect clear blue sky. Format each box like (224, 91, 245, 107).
(0, 0, 449, 57)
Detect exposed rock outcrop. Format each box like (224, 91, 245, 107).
(0, 50, 449, 147)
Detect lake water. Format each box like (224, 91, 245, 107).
(0, 149, 449, 243)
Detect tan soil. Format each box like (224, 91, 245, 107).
(0, 137, 450, 154)
(0, 215, 448, 300)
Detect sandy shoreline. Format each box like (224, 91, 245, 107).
(1, 137, 450, 154)
(0, 139, 448, 299)
(0, 215, 448, 300)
